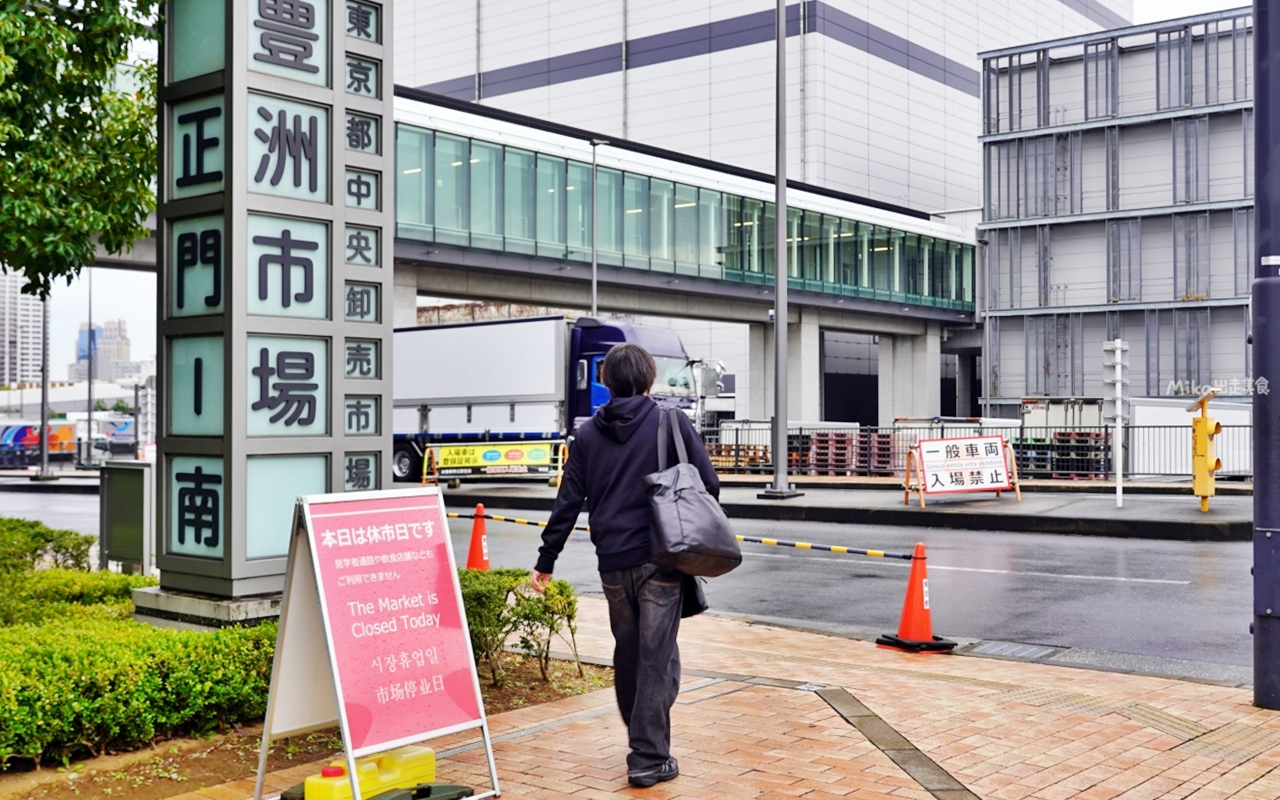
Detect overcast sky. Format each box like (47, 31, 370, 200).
(1133, 0, 1248, 23)
(43, 1, 1249, 376)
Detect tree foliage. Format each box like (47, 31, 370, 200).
(0, 2, 158, 298)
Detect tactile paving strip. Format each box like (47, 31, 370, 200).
(1174, 724, 1280, 762)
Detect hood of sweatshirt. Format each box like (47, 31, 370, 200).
(593, 394, 656, 444)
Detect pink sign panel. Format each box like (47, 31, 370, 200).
(306, 492, 482, 755)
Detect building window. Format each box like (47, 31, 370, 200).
(1244, 110, 1255, 198)
(989, 228, 1023, 309)
(1107, 219, 1141, 302)
(1173, 212, 1209, 300)
(1025, 314, 1082, 396)
(1173, 307, 1211, 392)
(1023, 137, 1054, 217)
(1235, 208, 1254, 297)
(1084, 40, 1116, 120)
(503, 147, 536, 255)
(987, 142, 1019, 220)
(1156, 28, 1190, 110)
(1172, 117, 1208, 204)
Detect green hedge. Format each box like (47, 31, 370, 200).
(0, 617, 276, 769)
(0, 518, 94, 572)
(0, 568, 157, 627)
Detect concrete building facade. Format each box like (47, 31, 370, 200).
(0, 273, 44, 386)
(979, 8, 1255, 416)
(397, 0, 1130, 214)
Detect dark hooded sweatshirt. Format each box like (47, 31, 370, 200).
(535, 395, 721, 574)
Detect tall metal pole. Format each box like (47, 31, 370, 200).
(1254, 0, 1280, 709)
(36, 298, 51, 480)
(761, 0, 800, 499)
(86, 266, 94, 468)
(591, 140, 600, 317)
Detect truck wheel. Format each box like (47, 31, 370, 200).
(392, 446, 421, 482)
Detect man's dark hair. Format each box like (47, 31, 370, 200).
(601, 343, 657, 398)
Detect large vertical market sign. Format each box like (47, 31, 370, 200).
(158, 0, 394, 595)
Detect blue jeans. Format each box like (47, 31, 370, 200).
(599, 563, 682, 772)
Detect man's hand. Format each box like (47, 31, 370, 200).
(530, 570, 553, 594)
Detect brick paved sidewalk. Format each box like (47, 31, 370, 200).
(179, 597, 1280, 800)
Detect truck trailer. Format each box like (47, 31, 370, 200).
(392, 316, 706, 481)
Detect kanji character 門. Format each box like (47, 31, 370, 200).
(176, 228, 222, 308)
(254, 106, 319, 192)
(176, 466, 222, 546)
(252, 349, 318, 426)
(346, 229, 374, 264)
(253, 229, 318, 308)
(254, 0, 320, 74)
(346, 457, 373, 489)
(176, 107, 223, 187)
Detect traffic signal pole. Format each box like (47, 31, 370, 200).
(1253, 0, 1280, 709)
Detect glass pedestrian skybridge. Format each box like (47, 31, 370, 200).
(394, 88, 975, 313)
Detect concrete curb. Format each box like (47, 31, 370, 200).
(442, 490, 1252, 542)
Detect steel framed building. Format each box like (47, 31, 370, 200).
(979, 7, 1256, 415)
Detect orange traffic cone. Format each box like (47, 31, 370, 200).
(875, 543, 955, 653)
(466, 503, 490, 571)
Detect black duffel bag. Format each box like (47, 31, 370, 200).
(644, 409, 741, 577)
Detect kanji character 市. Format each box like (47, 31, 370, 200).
(253, 228, 318, 307)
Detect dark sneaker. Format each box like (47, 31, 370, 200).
(628, 757, 679, 788)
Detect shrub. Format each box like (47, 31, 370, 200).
(0, 518, 95, 573)
(457, 568, 580, 686)
(0, 568, 157, 627)
(0, 618, 276, 770)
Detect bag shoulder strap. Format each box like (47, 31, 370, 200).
(656, 407, 670, 471)
(668, 407, 690, 465)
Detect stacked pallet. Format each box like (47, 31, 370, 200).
(807, 431, 857, 475)
(1012, 436, 1052, 478)
(1050, 431, 1110, 479)
(861, 431, 895, 474)
(706, 443, 770, 471)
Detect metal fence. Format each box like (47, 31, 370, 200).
(701, 423, 1253, 481)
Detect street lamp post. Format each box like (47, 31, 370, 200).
(590, 139, 607, 317)
(1254, 0, 1280, 709)
(760, 0, 801, 500)
(34, 298, 54, 481)
(86, 266, 93, 468)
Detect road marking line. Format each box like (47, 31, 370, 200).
(739, 551, 1190, 584)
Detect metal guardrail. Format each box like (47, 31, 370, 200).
(701, 424, 1254, 481)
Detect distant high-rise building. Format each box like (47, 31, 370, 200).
(0, 272, 45, 385)
(69, 319, 132, 382)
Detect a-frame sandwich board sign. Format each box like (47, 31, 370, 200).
(252, 487, 499, 800)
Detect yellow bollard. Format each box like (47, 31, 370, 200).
(1187, 389, 1222, 513)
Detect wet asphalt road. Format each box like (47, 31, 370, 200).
(444, 511, 1252, 669)
(5, 492, 1250, 669)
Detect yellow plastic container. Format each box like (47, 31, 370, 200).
(303, 745, 437, 800)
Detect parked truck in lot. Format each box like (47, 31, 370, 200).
(392, 316, 713, 481)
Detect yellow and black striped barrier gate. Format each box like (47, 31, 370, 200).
(448, 511, 909, 560)
(734, 535, 914, 561)
(447, 511, 591, 534)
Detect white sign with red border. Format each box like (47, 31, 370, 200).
(918, 436, 1013, 495)
(252, 487, 498, 800)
